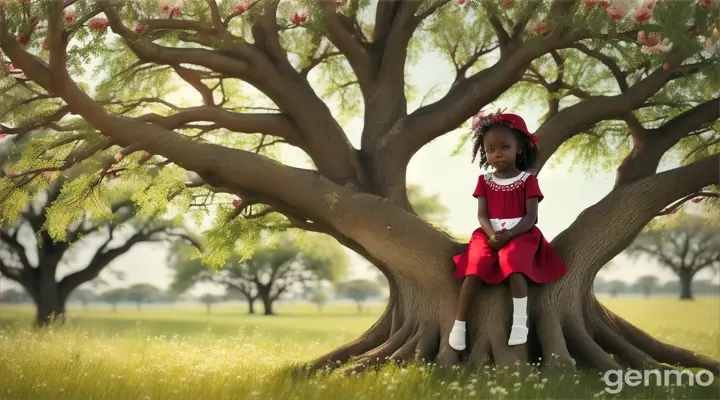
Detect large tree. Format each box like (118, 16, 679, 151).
(0, 176, 198, 326)
(1, 0, 719, 373)
(626, 214, 720, 300)
(171, 233, 348, 315)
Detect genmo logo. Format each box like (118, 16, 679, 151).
(602, 368, 716, 394)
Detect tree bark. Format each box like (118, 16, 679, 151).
(247, 298, 256, 315)
(262, 296, 274, 316)
(26, 271, 67, 327)
(678, 271, 694, 300)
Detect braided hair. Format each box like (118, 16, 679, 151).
(470, 122, 538, 171)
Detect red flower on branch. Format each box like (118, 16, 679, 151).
(598, 0, 610, 9)
(662, 62, 669, 70)
(161, 5, 170, 14)
(88, 18, 109, 32)
(458, 0, 467, 5)
(502, 0, 512, 8)
(632, 7, 652, 23)
(531, 21, 547, 34)
(335, 0, 345, 8)
(170, 7, 181, 17)
(232, 199, 240, 207)
(605, 7, 625, 21)
(16, 34, 28, 45)
(5, 64, 14, 73)
(0, 130, 7, 140)
(135, 24, 145, 33)
(698, 0, 712, 10)
(42, 40, 49, 50)
(290, 11, 308, 26)
(691, 197, 704, 203)
(235, 3, 247, 14)
(64, 12, 76, 24)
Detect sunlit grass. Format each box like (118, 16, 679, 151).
(1, 297, 718, 399)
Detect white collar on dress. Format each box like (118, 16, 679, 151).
(485, 171, 529, 185)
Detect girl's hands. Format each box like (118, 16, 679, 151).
(489, 229, 512, 249)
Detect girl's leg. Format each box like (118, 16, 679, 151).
(449, 275, 481, 351)
(507, 272, 529, 346)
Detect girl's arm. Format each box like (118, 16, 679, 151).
(477, 197, 496, 238)
(508, 197, 539, 239)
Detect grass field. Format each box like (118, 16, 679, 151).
(1, 297, 719, 399)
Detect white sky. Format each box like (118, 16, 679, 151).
(2, 20, 717, 296)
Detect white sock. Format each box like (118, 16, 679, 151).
(512, 296, 528, 327)
(508, 296, 528, 346)
(449, 320, 466, 351)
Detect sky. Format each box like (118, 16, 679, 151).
(1, 13, 717, 296)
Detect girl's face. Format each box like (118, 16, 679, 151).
(483, 126, 520, 172)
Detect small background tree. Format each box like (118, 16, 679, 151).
(309, 289, 330, 313)
(634, 275, 660, 298)
(171, 233, 348, 315)
(337, 279, 383, 314)
(124, 283, 162, 311)
(99, 288, 127, 312)
(626, 215, 720, 300)
(199, 293, 219, 315)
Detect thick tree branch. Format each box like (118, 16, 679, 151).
(534, 51, 688, 173)
(137, 106, 305, 148)
(0, 261, 24, 285)
(616, 98, 720, 187)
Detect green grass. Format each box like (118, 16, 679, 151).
(1, 297, 718, 399)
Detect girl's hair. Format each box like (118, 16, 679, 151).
(470, 123, 538, 171)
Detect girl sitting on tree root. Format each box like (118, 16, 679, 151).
(449, 110, 568, 351)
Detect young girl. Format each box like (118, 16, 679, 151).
(448, 110, 568, 351)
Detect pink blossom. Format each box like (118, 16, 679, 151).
(88, 18, 109, 32)
(531, 21, 548, 34)
(135, 24, 145, 33)
(64, 12, 76, 24)
(598, 0, 610, 9)
(170, 7, 181, 16)
(632, 6, 652, 23)
(232, 199, 240, 207)
(235, 3, 247, 13)
(662, 62, 669, 70)
(502, 0, 512, 7)
(290, 10, 308, 25)
(606, 7, 625, 21)
(698, 0, 712, 10)
(5, 64, 14, 73)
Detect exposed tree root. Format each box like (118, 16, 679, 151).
(414, 324, 440, 362)
(564, 321, 622, 371)
(306, 290, 719, 380)
(535, 313, 575, 372)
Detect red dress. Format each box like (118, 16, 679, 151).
(452, 171, 568, 284)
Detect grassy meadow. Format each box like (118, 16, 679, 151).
(1, 297, 719, 400)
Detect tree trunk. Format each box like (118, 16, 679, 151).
(112, 303, 117, 312)
(306, 183, 720, 375)
(247, 297, 256, 315)
(26, 270, 67, 327)
(136, 302, 142, 311)
(261, 292, 274, 316)
(678, 271, 694, 300)
(356, 302, 363, 315)
(206, 304, 211, 314)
